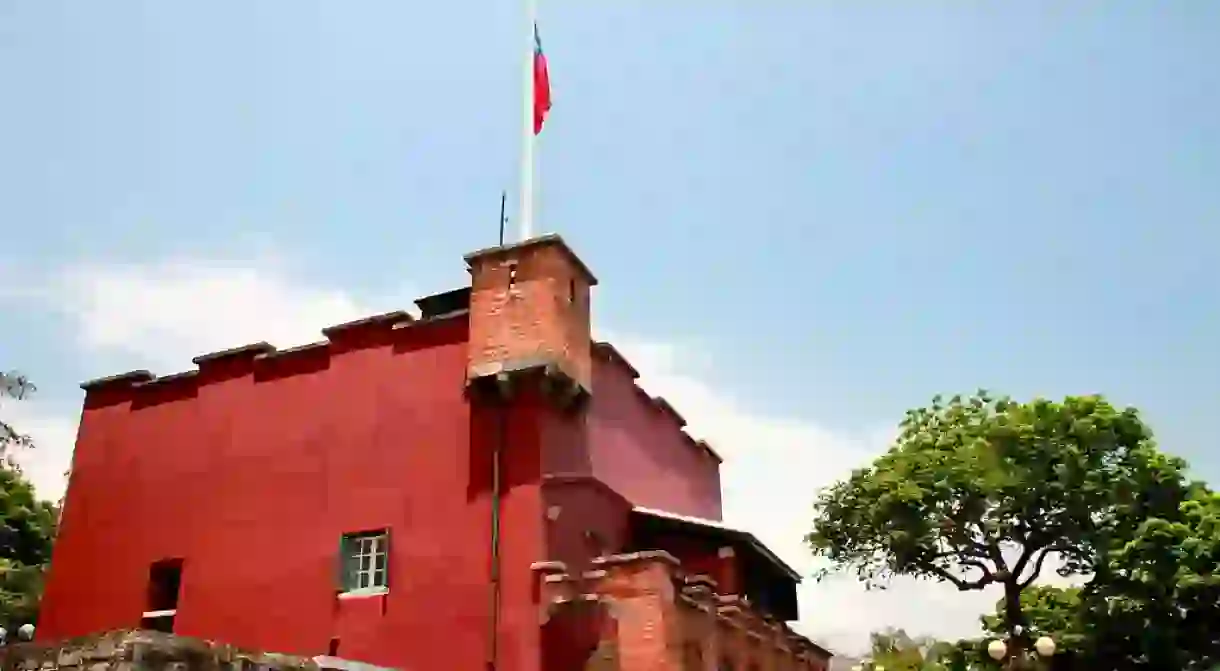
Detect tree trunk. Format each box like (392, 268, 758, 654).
(1003, 580, 1029, 670)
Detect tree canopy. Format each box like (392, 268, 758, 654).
(1086, 486, 1220, 668)
(807, 392, 1188, 662)
(0, 467, 56, 629)
(864, 628, 958, 671)
(0, 370, 58, 628)
(976, 488, 1220, 670)
(980, 585, 1085, 658)
(1, 372, 36, 465)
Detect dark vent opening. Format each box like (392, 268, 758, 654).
(142, 558, 183, 633)
(147, 558, 183, 612)
(414, 287, 471, 318)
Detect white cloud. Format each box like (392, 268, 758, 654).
(56, 258, 385, 372)
(18, 256, 1060, 655)
(4, 400, 78, 503)
(604, 335, 1009, 653)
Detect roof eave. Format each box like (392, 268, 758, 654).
(630, 506, 803, 582)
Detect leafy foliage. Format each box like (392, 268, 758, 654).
(981, 585, 1086, 657)
(865, 628, 959, 671)
(0, 372, 36, 467)
(807, 392, 1184, 652)
(0, 556, 50, 629)
(975, 487, 1220, 668)
(932, 639, 997, 671)
(1083, 486, 1220, 669)
(0, 371, 57, 628)
(0, 470, 55, 629)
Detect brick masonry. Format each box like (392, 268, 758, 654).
(536, 552, 832, 671)
(466, 235, 596, 394)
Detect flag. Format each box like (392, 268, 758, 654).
(518, 15, 548, 241)
(533, 23, 552, 135)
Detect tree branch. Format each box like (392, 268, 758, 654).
(935, 532, 994, 563)
(986, 540, 1008, 574)
(1018, 543, 1071, 589)
(1011, 542, 1039, 585)
(1011, 517, 1056, 583)
(922, 562, 995, 592)
(958, 559, 993, 577)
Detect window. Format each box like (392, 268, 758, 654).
(339, 531, 389, 594)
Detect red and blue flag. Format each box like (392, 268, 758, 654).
(533, 23, 552, 135)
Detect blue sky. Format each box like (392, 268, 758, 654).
(1, 0, 1217, 652)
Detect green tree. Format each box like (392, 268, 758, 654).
(865, 629, 957, 671)
(807, 393, 1184, 666)
(0, 371, 58, 629)
(1082, 486, 1220, 669)
(975, 466, 1220, 668)
(981, 585, 1085, 665)
(1, 372, 36, 465)
(978, 491, 1220, 670)
(936, 639, 994, 671)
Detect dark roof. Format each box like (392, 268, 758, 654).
(414, 287, 471, 319)
(191, 342, 276, 365)
(631, 506, 803, 582)
(320, 310, 413, 339)
(79, 370, 156, 391)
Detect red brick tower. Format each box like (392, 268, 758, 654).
(465, 234, 597, 403)
(462, 234, 600, 671)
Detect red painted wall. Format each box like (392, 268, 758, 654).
(539, 476, 631, 575)
(585, 356, 723, 520)
(42, 316, 730, 669)
(40, 317, 547, 671)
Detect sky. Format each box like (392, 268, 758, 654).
(1, 0, 1218, 656)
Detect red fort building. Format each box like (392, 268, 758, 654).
(40, 236, 832, 671)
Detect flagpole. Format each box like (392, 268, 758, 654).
(518, 0, 538, 242)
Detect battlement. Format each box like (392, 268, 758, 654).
(78, 316, 721, 475)
(592, 341, 722, 465)
(533, 551, 831, 670)
(78, 302, 467, 402)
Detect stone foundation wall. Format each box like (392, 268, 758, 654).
(0, 630, 318, 671)
(536, 551, 832, 671)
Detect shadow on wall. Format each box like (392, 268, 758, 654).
(541, 600, 618, 671)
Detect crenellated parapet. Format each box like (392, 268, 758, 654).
(78, 303, 467, 404)
(591, 342, 723, 466)
(532, 550, 831, 671)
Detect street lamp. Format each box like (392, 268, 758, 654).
(986, 634, 1055, 667)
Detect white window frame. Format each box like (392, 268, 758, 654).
(339, 531, 389, 597)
